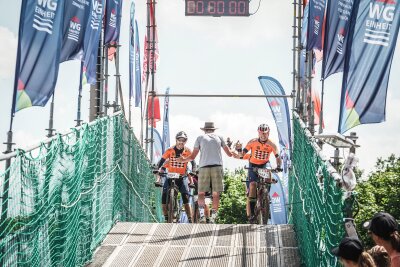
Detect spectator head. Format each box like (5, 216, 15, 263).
(201, 122, 217, 133)
(363, 212, 398, 240)
(367, 245, 390, 267)
(332, 237, 376, 267)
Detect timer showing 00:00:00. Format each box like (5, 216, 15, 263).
(185, 0, 250, 17)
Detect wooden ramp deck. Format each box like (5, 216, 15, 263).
(87, 222, 300, 267)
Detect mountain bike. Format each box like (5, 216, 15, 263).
(154, 171, 183, 223)
(243, 167, 279, 225)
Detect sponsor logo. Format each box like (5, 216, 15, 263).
(364, 0, 396, 46)
(33, 0, 58, 34)
(68, 16, 81, 42)
(90, 0, 103, 30)
(109, 9, 117, 28)
(313, 16, 321, 35)
(336, 28, 346, 54)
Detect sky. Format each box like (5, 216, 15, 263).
(0, 0, 399, 178)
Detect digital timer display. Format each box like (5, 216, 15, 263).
(185, 0, 250, 17)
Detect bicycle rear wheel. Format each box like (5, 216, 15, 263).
(193, 203, 199, 223)
(257, 190, 269, 225)
(168, 189, 175, 223)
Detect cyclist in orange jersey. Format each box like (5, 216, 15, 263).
(234, 124, 282, 223)
(154, 131, 196, 223)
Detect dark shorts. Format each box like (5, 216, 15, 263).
(246, 163, 267, 190)
(162, 177, 189, 204)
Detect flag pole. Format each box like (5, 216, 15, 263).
(1, 1, 25, 238)
(104, 44, 109, 116)
(143, 0, 151, 154)
(46, 93, 56, 137)
(292, 0, 297, 114)
(319, 79, 325, 134)
(149, 0, 157, 163)
(296, 0, 303, 116)
(76, 62, 84, 126)
(114, 43, 120, 113)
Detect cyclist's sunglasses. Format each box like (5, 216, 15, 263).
(258, 128, 269, 133)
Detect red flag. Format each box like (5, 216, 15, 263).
(147, 95, 160, 127)
(108, 45, 116, 61)
(142, 1, 159, 84)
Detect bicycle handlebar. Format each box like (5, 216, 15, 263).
(244, 166, 282, 173)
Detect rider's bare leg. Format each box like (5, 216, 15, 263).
(184, 203, 192, 221)
(249, 181, 257, 216)
(212, 191, 220, 211)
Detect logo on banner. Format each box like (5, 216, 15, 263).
(271, 192, 282, 213)
(364, 0, 396, 46)
(68, 16, 81, 42)
(314, 16, 321, 35)
(33, 0, 58, 34)
(90, 0, 102, 30)
(337, 28, 346, 54)
(109, 9, 117, 28)
(270, 100, 283, 123)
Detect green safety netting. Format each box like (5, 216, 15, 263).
(289, 113, 345, 267)
(0, 112, 162, 267)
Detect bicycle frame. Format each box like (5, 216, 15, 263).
(166, 173, 182, 223)
(245, 167, 277, 225)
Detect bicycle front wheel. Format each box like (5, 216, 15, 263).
(168, 189, 175, 223)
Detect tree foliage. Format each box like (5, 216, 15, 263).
(217, 169, 248, 224)
(354, 154, 400, 248)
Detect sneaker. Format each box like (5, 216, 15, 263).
(208, 210, 217, 224)
(208, 216, 215, 224)
(248, 215, 256, 224)
(199, 216, 206, 223)
(206, 218, 211, 224)
(188, 218, 193, 223)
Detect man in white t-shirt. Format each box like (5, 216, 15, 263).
(179, 122, 233, 223)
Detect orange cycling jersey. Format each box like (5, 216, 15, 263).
(161, 146, 192, 174)
(243, 138, 278, 165)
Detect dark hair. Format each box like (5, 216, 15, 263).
(368, 246, 391, 267)
(358, 252, 376, 267)
(390, 231, 400, 252)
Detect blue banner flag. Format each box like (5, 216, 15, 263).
(162, 88, 171, 153)
(134, 20, 142, 107)
(269, 173, 288, 224)
(83, 0, 104, 85)
(104, 0, 123, 45)
(258, 77, 292, 151)
(148, 127, 163, 164)
(307, 0, 327, 51)
(339, 0, 400, 133)
(129, 2, 135, 99)
(14, 0, 65, 112)
(60, 0, 91, 62)
(322, 0, 356, 79)
(258, 76, 291, 223)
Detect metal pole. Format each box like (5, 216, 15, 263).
(89, 31, 103, 121)
(46, 93, 56, 137)
(1, 131, 14, 236)
(306, 51, 313, 126)
(296, 0, 303, 117)
(149, 0, 157, 163)
(116, 49, 126, 117)
(76, 62, 84, 126)
(143, 0, 151, 153)
(114, 44, 120, 112)
(104, 45, 109, 116)
(292, 0, 297, 113)
(318, 79, 325, 134)
(155, 94, 293, 98)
